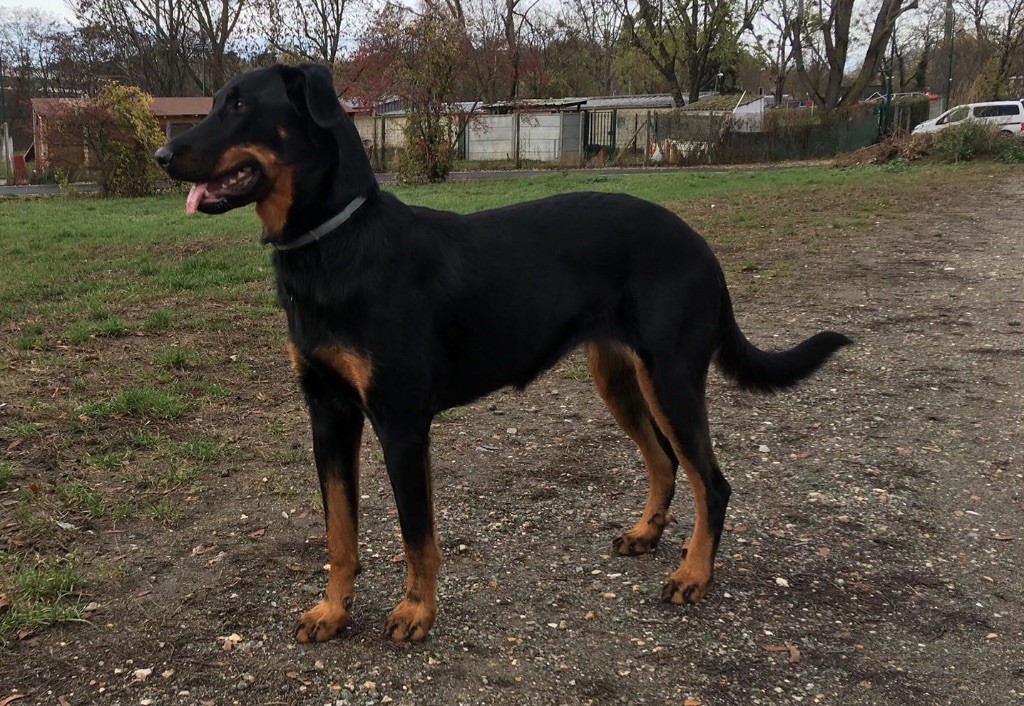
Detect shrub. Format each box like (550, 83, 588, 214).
(48, 83, 164, 197)
(394, 112, 455, 184)
(994, 134, 1024, 164)
(932, 121, 1000, 163)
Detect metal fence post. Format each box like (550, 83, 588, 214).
(513, 110, 521, 169)
(644, 110, 650, 166)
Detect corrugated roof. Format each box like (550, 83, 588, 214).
(30, 98, 82, 117)
(32, 96, 213, 118)
(584, 94, 676, 110)
(681, 94, 763, 112)
(150, 97, 212, 117)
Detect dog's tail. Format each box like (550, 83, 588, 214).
(714, 279, 851, 393)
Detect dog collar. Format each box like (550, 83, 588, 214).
(270, 195, 368, 251)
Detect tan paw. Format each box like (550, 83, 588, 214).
(384, 596, 435, 643)
(295, 598, 351, 643)
(661, 562, 713, 605)
(612, 511, 672, 556)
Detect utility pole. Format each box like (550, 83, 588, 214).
(945, 0, 955, 110)
(0, 53, 6, 125)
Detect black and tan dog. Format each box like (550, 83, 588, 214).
(155, 64, 850, 643)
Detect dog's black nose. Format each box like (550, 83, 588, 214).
(154, 145, 174, 169)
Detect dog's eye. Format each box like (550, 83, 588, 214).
(233, 98, 246, 112)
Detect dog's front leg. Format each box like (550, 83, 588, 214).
(377, 419, 439, 642)
(295, 389, 364, 643)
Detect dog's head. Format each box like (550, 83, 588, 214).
(155, 63, 376, 239)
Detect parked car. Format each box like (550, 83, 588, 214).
(912, 100, 1024, 135)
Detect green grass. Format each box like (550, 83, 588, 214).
(144, 309, 174, 331)
(0, 552, 84, 642)
(55, 479, 108, 518)
(148, 499, 183, 524)
(177, 438, 223, 462)
(153, 346, 204, 370)
(2, 421, 46, 440)
(0, 461, 18, 489)
(76, 387, 188, 421)
(0, 165, 1005, 331)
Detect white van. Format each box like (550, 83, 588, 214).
(912, 101, 1024, 135)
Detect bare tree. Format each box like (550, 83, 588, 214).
(888, 0, 945, 90)
(790, 0, 920, 109)
(73, 0, 198, 94)
(566, 0, 624, 93)
(619, 0, 762, 104)
(257, 0, 352, 65)
(753, 0, 801, 102)
(976, 0, 1024, 96)
(184, 0, 248, 91)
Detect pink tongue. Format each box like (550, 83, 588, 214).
(185, 183, 209, 215)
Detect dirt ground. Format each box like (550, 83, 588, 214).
(3, 175, 1023, 705)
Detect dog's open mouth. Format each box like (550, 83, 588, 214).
(185, 163, 261, 215)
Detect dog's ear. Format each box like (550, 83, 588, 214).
(282, 63, 342, 128)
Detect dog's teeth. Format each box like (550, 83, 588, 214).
(237, 171, 246, 179)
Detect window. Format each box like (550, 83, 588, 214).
(973, 104, 1022, 118)
(946, 107, 969, 123)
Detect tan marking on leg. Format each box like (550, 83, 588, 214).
(214, 144, 293, 238)
(286, 341, 305, 376)
(386, 444, 439, 643)
(385, 538, 440, 643)
(313, 347, 373, 402)
(587, 343, 676, 555)
(633, 360, 714, 604)
(296, 478, 359, 643)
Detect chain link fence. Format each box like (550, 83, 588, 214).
(642, 105, 882, 166)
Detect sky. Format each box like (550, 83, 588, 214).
(0, 0, 74, 20)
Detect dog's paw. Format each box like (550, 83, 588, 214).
(384, 596, 435, 643)
(612, 511, 672, 556)
(661, 568, 713, 605)
(295, 599, 351, 643)
(612, 531, 659, 556)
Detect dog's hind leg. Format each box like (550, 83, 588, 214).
(295, 375, 364, 643)
(586, 343, 678, 555)
(633, 359, 731, 605)
(376, 417, 440, 643)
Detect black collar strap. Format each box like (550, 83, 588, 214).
(270, 194, 368, 251)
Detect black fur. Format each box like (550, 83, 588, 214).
(156, 64, 851, 641)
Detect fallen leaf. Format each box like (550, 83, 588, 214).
(817, 547, 831, 558)
(58, 697, 71, 706)
(684, 699, 701, 706)
(285, 671, 312, 686)
(16, 628, 34, 641)
(206, 551, 226, 565)
(162, 669, 175, 679)
(191, 544, 218, 556)
(287, 563, 302, 572)
(0, 594, 9, 614)
(0, 695, 27, 706)
(787, 644, 801, 664)
(248, 528, 265, 539)
(992, 534, 1013, 541)
(763, 644, 791, 653)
